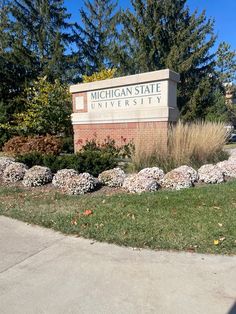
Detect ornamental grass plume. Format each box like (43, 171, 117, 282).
(132, 121, 229, 172)
(131, 123, 168, 170)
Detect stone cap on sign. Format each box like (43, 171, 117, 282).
(69, 69, 180, 93)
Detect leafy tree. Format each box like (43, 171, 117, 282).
(1, 77, 72, 136)
(73, 0, 119, 77)
(115, 0, 220, 120)
(82, 68, 116, 82)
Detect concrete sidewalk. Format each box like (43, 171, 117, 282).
(0, 216, 235, 314)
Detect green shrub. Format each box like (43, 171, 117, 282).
(80, 137, 134, 159)
(74, 150, 117, 176)
(61, 136, 74, 154)
(0, 130, 10, 150)
(16, 137, 133, 176)
(16, 152, 45, 168)
(16, 151, 118, 176)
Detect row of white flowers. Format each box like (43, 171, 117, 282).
(1, 154, 236, 195)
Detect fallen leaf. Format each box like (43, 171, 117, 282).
(219, 237, 226, 242)
(213, 240, 219, 245)
(187, 248, 195, 253)
(83, 209, 93, 216)
(218, 223, 223, 227)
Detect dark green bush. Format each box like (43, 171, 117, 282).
(75, 150, 117, 176)
(16, 151, 118, 177)
(16, 152, 45, 168)
(80, 137, 134, 159)
(61, 136, 74, 154)
(16, 137, 133, 176)
(0, 130, 10, 150)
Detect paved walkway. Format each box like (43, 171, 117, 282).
(0, 216, 236, 314)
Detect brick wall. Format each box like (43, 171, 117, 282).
(73, 121, 168, 151)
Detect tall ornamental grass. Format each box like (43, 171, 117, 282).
(132, 121, 229, 172)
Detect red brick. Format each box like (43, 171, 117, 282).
(73, 121, 169, 151)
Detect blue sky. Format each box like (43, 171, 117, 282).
(64, 0, 236, 51)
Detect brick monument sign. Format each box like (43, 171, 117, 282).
(70, 69, 180, 151)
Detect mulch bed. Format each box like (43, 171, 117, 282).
(0, 178, 125, 196)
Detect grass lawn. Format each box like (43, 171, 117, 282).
(225, 143, 236, 149)
(0, 182, 236, 255)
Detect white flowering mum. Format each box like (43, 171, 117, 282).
(138, 167, 164, 183)
(52, 169, 79, 188)
(0, 157, 15, 176)
(198, 164, 224, 184)
(23, 166, 53, 187)
(3, 162, 28, 183)
(160, 169, 193, 190)
(216, 160, 236, 178)
(63, 173, 97, 195)
(173, 165, 198, 183)
(123, 174, 159, 193)
(98, 167, 126, 187)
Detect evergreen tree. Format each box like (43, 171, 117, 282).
(10, 0, 74, 82)
(216, 41, 236, 85)
(116, 0, 219, 120)
(73, 0, 119, 77)
(0, 0, 30, 146)
(215, 42, 236, 125)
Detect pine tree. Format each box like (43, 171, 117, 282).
(116, 0, 219, 120)
(215, 42, 236, 124)
(0, 0, 12, 146)
(0, 0, 28, 114)
(73, 0, 119, 77)
(10, 0, 74, 81)
(216, 41, 236, 85)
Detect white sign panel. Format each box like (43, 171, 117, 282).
(87, 82, 162, 111)
(75, 96, 84, 110)
(70, 69, 179, 124)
